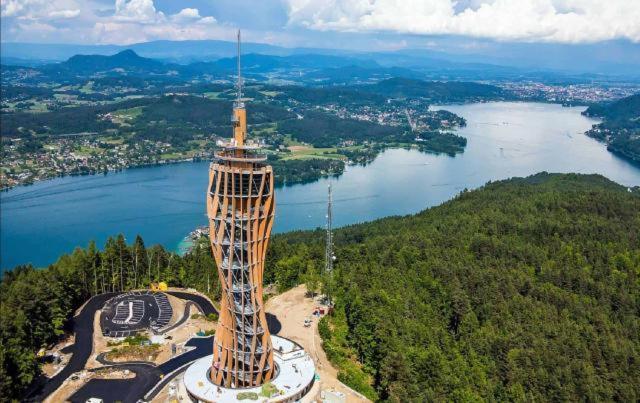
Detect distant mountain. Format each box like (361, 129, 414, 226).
(3, 38, 640, 78)
(47, 50, 168, 75)
(205, 53, 379, 73)
(304, 65, 423, 84)
(4, 50, 389, 83)
(364, 77, 507, 100)
(0, 40, 292, 63)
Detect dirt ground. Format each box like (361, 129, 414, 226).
(41, 335, 75, 377)
(86, 309, 107, 369)
(44, 372, 87, 403)
(166, 293, 187, 327)
(265, 284, 370, 403)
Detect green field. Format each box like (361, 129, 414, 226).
(79, 81, 94, 94)
(281, 146, 344, 161)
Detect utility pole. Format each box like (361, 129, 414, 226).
(325, 184, 334, 304)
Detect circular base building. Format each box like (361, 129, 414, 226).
(183, 335, 315, 402)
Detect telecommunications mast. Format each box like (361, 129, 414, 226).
(325, 184, 334, 275)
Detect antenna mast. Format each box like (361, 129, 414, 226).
(237, 29, 242, 103)
(325, 184, 333, 275)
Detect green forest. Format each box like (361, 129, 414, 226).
(584, 93, 640, 163)
(267, 172, 640, 401)
(1, 173, 639, 402)
(0, 235, 219, 400)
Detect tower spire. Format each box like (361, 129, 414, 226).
(231, 29, 246, 146)
(237, 29, 242, 103)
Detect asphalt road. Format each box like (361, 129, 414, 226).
(68, 364, 161, 403)
(29, 292, 117, 402)
(33, 290, 217, 402)
(166, 290, 217, 315)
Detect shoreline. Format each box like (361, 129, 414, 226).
(1, 157, 199, 192)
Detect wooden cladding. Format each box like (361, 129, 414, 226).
(207, 162, 275, 387)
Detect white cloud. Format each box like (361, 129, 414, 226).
(1, 0, 26, 17)
(197, 16, 216, 24)
(114, 0, 164, 23)
(2, 0, 82, 19)
(284, 0, 640, 43)
(89, 1, 221, 44)
(49, 9, 80, 19)
(172, 7, 200, 22)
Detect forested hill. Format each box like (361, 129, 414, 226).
(268, 172, 640, 401)
(583, 93, 640, 163)
(584, 93, 640, 120)
(362, 77, 507, 101)
(1, 173, 639, 401)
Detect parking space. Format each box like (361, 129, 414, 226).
(100, 291, 173, 338)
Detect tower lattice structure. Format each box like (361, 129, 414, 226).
(207, 31, 275, 387)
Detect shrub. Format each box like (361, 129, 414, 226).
(206, 312, 219, 322)
(236, 391, 259, 400)
(260, 382, 278, 397)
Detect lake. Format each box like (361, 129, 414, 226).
(3, 102, 640, 271)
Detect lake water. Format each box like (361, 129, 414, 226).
(3, 102, 640, 271)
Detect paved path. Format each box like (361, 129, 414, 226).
(166, 291, 217, 315)
(29, 293, 117, 402)
(32, 290, 217, 402)
(69, 363, 161, 403)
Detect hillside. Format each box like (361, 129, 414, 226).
(2, 173, 639, 401)
(364, 77, 508, 101)
(583, 93, 640, 162)
(266, 173, 640, 401)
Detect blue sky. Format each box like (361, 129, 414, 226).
(1, 0, 639, 50)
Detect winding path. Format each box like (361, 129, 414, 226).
(30, 293, 117, 402)
(31, 290, 218, 402)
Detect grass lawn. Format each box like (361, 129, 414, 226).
(281, 146, 344, 161)
(53, 93, 76, 102)
(259, 90, 281, 97)
(282, 135, 305, 147)
(79, 81, 94, 94)
(113, 106, 144, 120)
(251, 123, 278, 135)
(75, 145, 103, 156)
(101, 137, 125, 145)
(27, 101, 50, 113)
(160, 152, 190, 160)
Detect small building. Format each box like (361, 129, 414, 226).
(150, 281, 168, 291)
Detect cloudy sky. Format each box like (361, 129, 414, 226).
(1, 0, 639, 49)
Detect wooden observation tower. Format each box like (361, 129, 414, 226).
(206, 30, 275, 387)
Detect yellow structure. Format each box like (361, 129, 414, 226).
(150, 281, 168, 291)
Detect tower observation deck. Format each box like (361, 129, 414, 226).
(207, 30, 275, 387)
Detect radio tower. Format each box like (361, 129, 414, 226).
(325, 184, 334, 306)
(325, 184, 333, 274)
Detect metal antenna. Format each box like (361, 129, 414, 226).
(237, 29, 242, 103)
(325, 184, 333, 274)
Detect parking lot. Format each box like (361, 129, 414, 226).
(100, 291, 173, 337)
